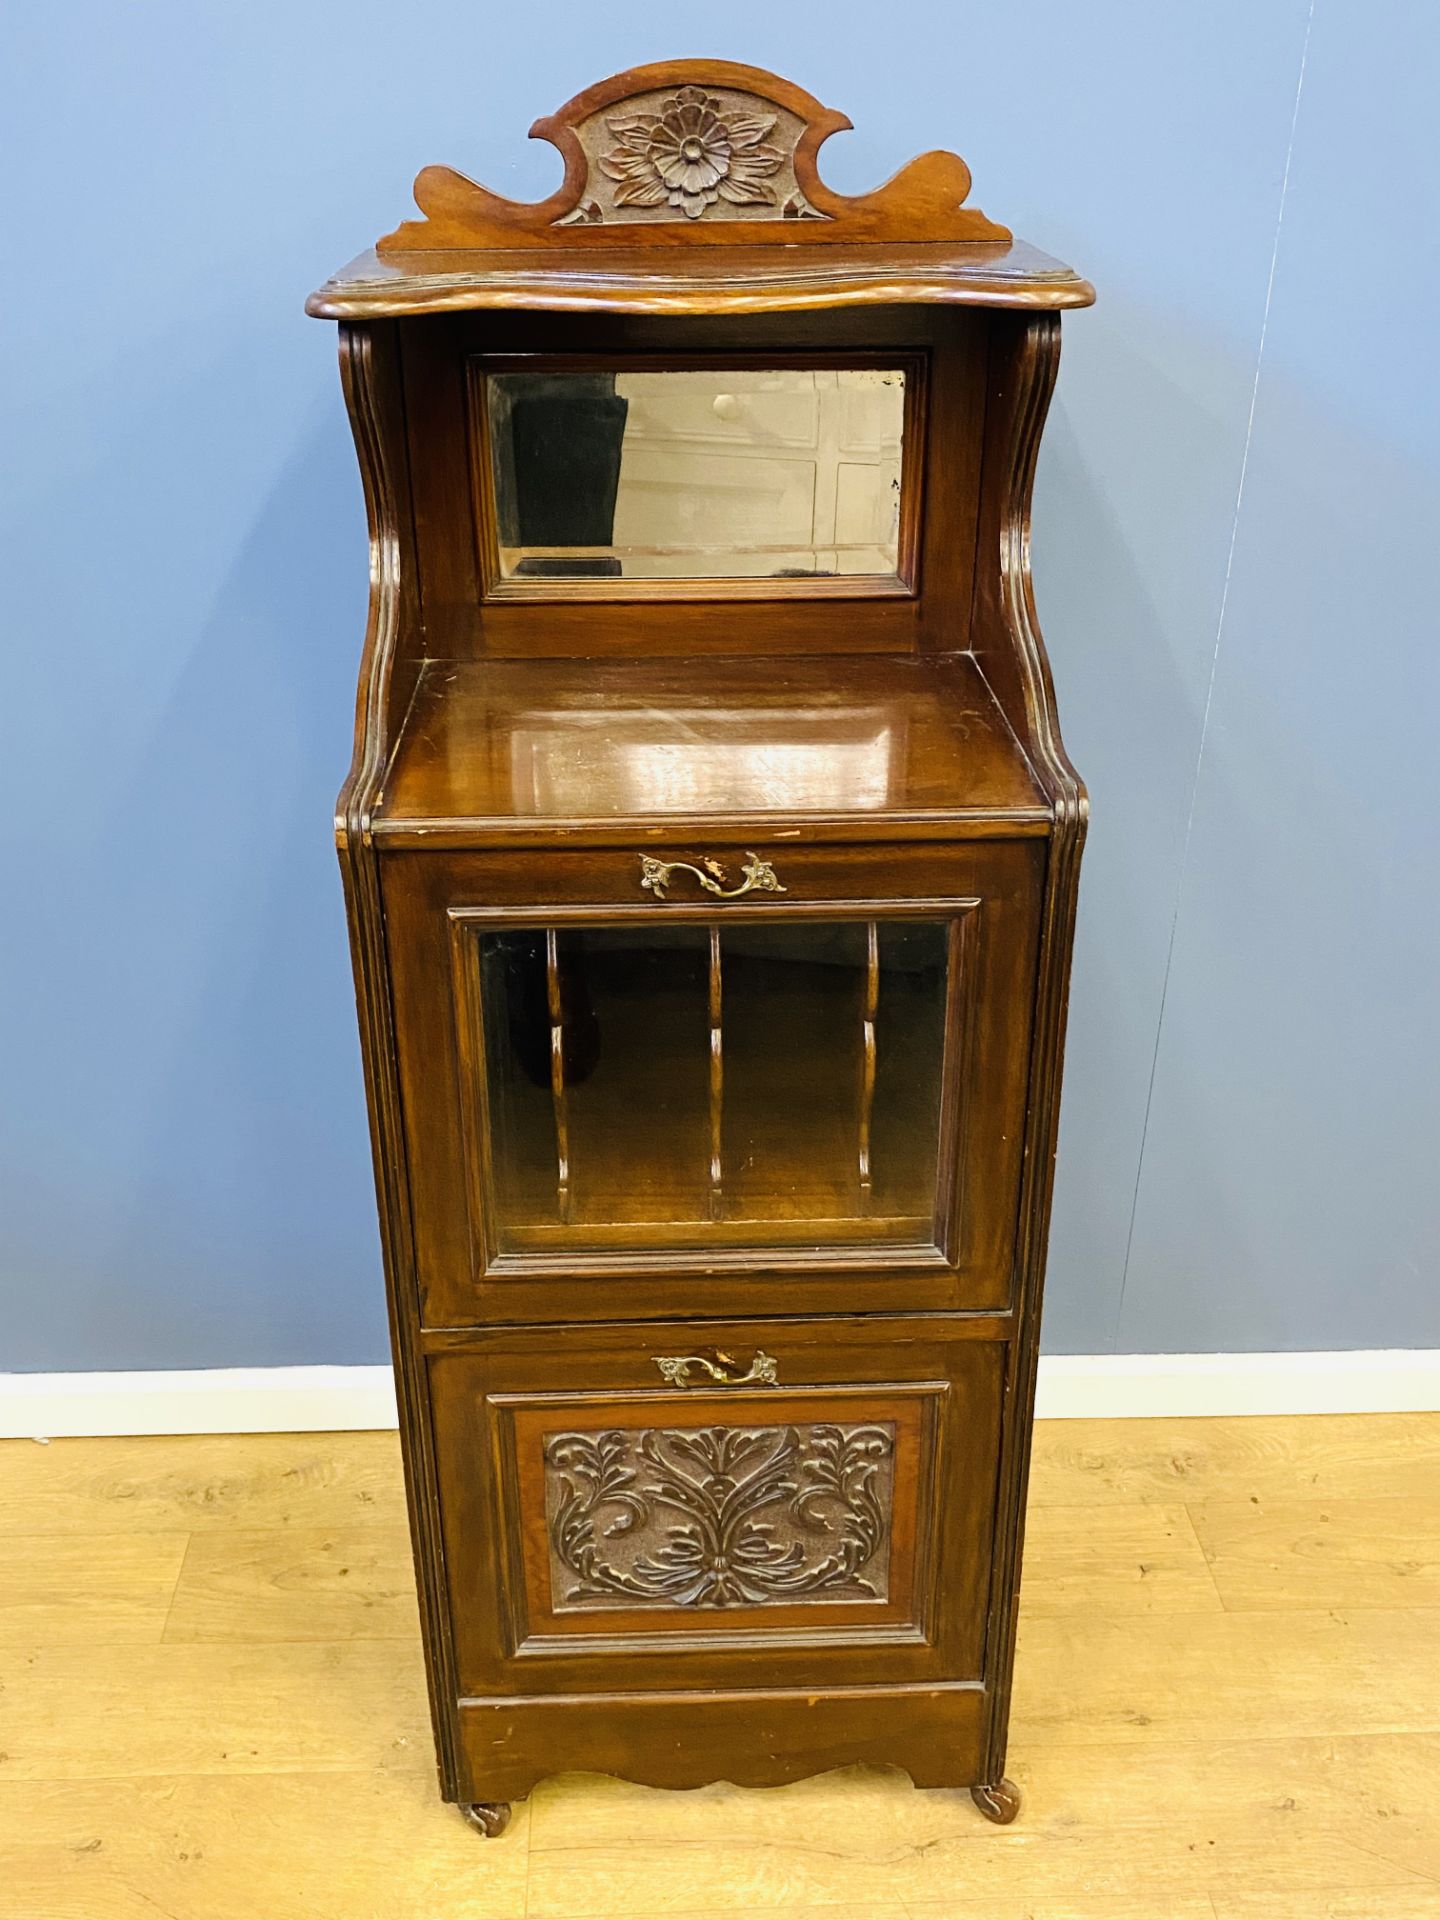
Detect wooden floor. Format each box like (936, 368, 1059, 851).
(2, 1414, 1438, 1918)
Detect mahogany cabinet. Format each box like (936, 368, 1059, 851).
(308, 60, 1092, 1835)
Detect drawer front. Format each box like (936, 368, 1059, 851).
(383, 840, 1043, 1325)
(427, 1315, 1006, 1699)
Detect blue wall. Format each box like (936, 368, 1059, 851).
(3, 1, 1436, 1369)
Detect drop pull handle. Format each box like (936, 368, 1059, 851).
(638, 852, 786, 901)
(652, 1349, 779, 1389)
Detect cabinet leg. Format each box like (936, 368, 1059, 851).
(460, 1801, 513, 1838)
(970, 1778, 1021, 1825)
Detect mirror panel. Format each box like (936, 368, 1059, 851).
(483, 366, 912, 589)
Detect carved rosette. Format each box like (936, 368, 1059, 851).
(544, 1421, 895, 1610)
(597, 85, 788, 221)
(570, 84, 818, 227)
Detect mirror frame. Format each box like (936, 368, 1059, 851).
(468, 351, 928, 604)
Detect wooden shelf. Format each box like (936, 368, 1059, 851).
(374, 652, 1050, 845)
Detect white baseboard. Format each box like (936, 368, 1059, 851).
(0, 1350, 1436, 1440)
(1033, 1349, 1440, 1420)
(0, 1365, 400, 1440)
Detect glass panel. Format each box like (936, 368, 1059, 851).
(478, 926, 711, 1243)
(721, 922, 947, 1230)
(870, 922, 951, 1218)
(485, 368, 907, 583)
(475, 917, 949, 1256)
(477, 930, 562, 1233)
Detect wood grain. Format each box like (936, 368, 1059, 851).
(0, 1639, 434, 1778)
(162, 1525, 420, 1642)
(0, 1771, 530, 1920)
(1212, 1893, 1440, 1919)
(1010, 1606, 1440, 1747)
(374, 654, 1049, 838)
(909, 1905, 1219, 1920)
(308, 239, 1094, 321)
(0, 1531, 187, 1644)
(1029, 1411, 1440, 1508)
(1018, 1500, 1223, 1615)
(524, 1731, 1440, 1910)
(1189, 1493, 1440, 1611)
(1, 1419, 1438, 1914)
(557, 1910, 912, 1920)
(0, 1430, 409, 1534)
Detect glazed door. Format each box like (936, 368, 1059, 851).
(382, 840, 1043, 1324)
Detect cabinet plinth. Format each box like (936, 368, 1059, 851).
(312, 59, 1090, 1825)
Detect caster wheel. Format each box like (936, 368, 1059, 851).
(971, 1778, 1021, 1825)
(460, 1801, 512, 1838)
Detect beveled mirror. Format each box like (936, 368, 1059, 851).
(474, 357, 922, 599)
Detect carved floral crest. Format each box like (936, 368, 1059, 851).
(599, 85, 784, 220)
(374, 60, 1012, 252)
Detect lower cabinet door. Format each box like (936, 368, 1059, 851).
(427, 1315, 1006, 1701)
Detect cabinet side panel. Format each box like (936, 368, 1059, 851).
(968, 312, 1089, 1786)
(336, 318, 459, 1798)
(336, 321, 424, 822)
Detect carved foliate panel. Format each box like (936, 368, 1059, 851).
(543, 1420, 895, 1610)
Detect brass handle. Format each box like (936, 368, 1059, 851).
(653, 1349, 779, 1389)
(639, 852, 786, 901)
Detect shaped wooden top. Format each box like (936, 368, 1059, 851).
(307, 61, 1093, 318)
